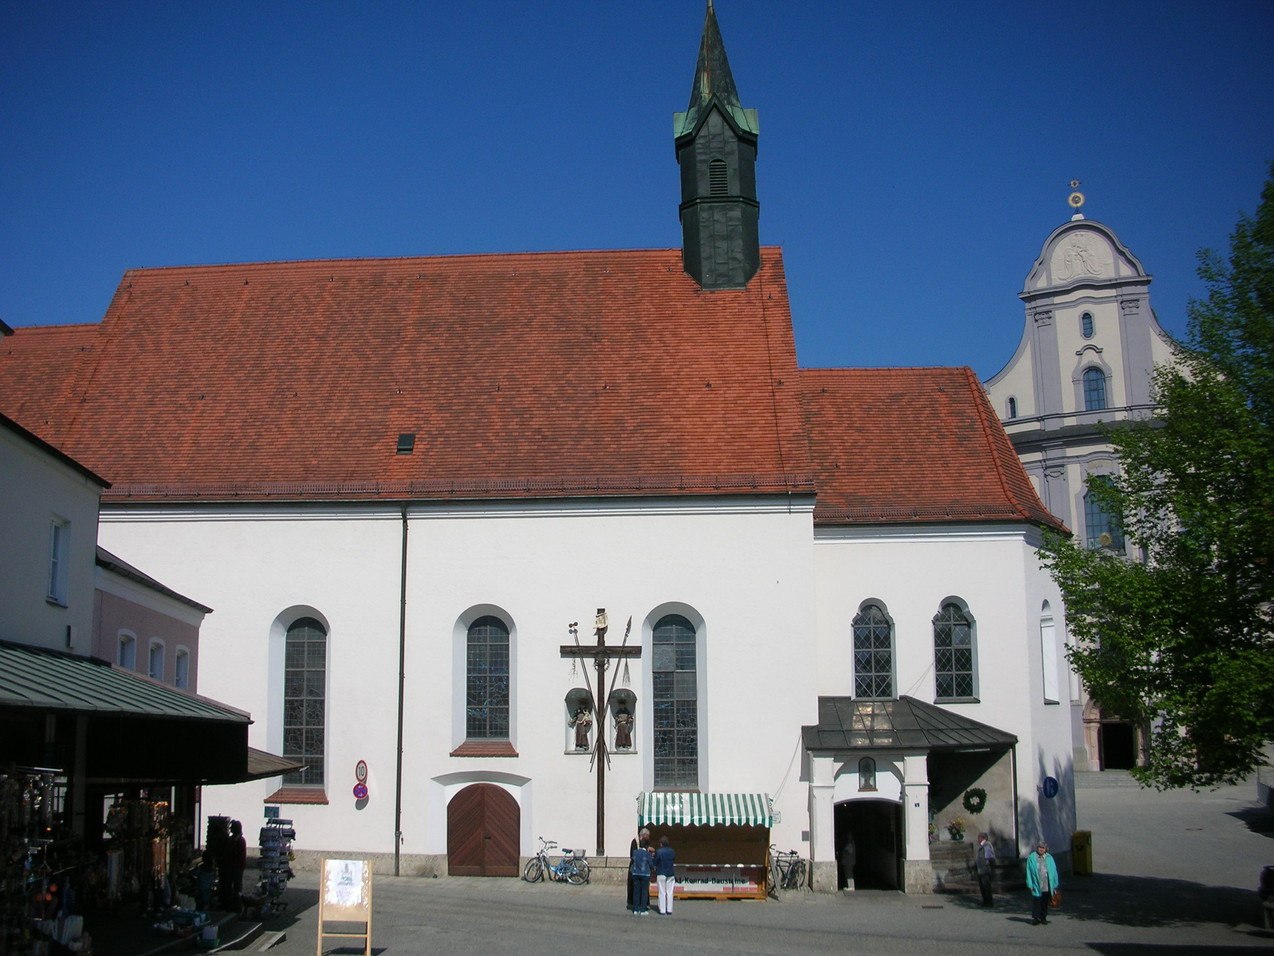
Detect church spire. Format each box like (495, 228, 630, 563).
(674, 1, 760, 290)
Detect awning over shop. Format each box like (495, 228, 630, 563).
(0, 640, 254, 784)
(638, 791, 773, 828)
(0, 640, 249, 723)
(801, 695, 1018, 753)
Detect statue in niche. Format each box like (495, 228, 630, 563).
(570, 706, 593, 751)
(614, 708, 634, 750)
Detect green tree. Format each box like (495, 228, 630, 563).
(1041, 164, 1274, 789)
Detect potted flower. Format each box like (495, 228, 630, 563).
(946, 817, 966, 842)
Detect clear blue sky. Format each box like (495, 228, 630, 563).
(3, 1, 1272, 379)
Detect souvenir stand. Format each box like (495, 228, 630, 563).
(0, 766, 92, 955)
(636, 792, 772, 901)
(247, 818, 296, 918)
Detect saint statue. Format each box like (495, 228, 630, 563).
(614, 709, 634, 750)
(570, 706, 593, 751)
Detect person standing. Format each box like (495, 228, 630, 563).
(1024, 840, 1059, 925)
(974, 833, 996, 906)
(630, 836, 653, 915)
(627, 827, 650, 910)
(220, 820, 247, 912)
(654, 836, 676, 916)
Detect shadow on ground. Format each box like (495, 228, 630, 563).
(943, 873, 1268, 931)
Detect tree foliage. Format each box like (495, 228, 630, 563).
(1041, 164, 1274, 789)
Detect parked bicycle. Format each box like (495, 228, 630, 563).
(768, 845, 807, 893)
(522, 837, 591, 885)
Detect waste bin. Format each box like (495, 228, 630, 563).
(1071, 830, 1092, 875)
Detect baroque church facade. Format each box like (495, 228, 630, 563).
(984, 194, 1177, 773)
(0, 5, 1077, 892)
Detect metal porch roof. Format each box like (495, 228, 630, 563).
(0, 641, 249, 723)
(802, 696, 1017, 753)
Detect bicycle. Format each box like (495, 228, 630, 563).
(768, 845, 807, 893)
(522, 837, 591, 885)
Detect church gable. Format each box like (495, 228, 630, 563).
(1022, 220, 1150, 298)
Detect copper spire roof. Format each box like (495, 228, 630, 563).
(675, 0, 758, 139)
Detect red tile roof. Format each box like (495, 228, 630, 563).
(0, 249, 1062, 530)
(0, 248, 815, 502)
(799, 367, 1064, 529)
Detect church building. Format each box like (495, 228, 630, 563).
(0, 4, 1076, 893)
(984, 189, 1177, 774)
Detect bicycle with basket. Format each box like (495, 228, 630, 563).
(522, 836, 591, 885)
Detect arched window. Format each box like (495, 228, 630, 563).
(466, 616, 510, 739)
(148, 641, 165, 681)
(117, 633, 136, 670)
(283, 617, 327, 786)
(858, 757, 877, 792)
(1040, 601, 1059, 703)
(653, 614, 698, 789)
(1083, 367, 1108, 411)
(1006, 396, 1017, 420)
(933, 603, 976, 700)
(174, 648, 190, 689)
(1081, 311, 1094, 339)
(852, 603, 894, 699)
(1084, 476, 1125, 552)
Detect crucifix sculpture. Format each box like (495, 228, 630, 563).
(560, 608, 641, 856)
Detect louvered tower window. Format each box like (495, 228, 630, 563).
(709, 159, 728, 196)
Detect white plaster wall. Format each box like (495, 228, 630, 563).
(101, 496, 817, 861)
(811, 523, 1075, 853)
(1, 426, 100, 654)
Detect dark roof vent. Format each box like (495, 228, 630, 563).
(396, 433, 416, 455)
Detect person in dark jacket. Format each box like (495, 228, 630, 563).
(220, 820, 247, 912)
(654, 836, 676, 916)
(627, 827, 650, 910)
(630, 837, 653, 915)
(974, 833, 996, 906)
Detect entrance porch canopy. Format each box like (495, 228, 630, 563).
(802, 696, 1017, 753)
(637, 791, 773, 828)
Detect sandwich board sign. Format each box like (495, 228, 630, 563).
(317, 858, 372, 956)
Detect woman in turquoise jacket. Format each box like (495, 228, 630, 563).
(1024, 841, 1059, 925)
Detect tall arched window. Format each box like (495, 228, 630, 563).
(174, 648, 190, 689)
(1084, 476, 1125, 552)
(284, 617, 327, 786)
(466, 616, 510, 740)
(1081, 311, 1095, 339)
(852, 603, 894, 699)
(933, 603, 976, 700)
(653, 614, 698, 789)
(1006, 396, 1018, 420)
(148, 641, 165, 681)
(1083, 367, 1108, 411)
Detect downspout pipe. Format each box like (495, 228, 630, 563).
(394, 504, 408, 876)
(1011, 743, 1021, 858)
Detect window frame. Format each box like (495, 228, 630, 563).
(852, 602, 895, 700)
(148, 640, 165, 682)
(47, 518, 69, 606)
(1081, 311, 1095, 339)
(651, 613, 699, 790)
(932, 601, 978, 702)
(282, 616, 328, 787)
(465, 615, 511, 741)
(174, 647, 190, 689)
(117, 632, 137, 670)
(1082, 366, 1108, 411)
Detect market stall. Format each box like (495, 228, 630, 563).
(636, 792, 772, 901)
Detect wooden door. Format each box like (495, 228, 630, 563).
(447, 783, 520, 876)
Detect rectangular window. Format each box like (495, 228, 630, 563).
(653, 615, 698, 789)
(148, 643, 165, 681)
(174, 650, 190, 689)
(1040, 615, 1059, 704)
(47, 519, 69, 606)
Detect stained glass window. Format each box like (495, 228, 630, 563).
(466, 616, 510, 739)
(653, 614, 697, 789)
(853, 604, 893, 699)
(284, 617, 326, 785)
(934, 603, 975, 700)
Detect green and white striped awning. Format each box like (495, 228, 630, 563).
(637, 792, 773, 828)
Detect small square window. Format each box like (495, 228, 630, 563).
(396, 433, 416, 454)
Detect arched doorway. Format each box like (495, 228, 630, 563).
(834, 799, 902, 890)
(447, 783, 520, 876)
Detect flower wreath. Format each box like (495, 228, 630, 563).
(962, 787, 987, 815)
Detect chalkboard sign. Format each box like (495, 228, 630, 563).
(317, 858, 372, 956)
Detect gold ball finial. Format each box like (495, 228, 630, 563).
(1067, 179, 1085, 210)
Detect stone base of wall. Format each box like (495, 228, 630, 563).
(904, 859, 934, 895)
(810, 860, 837, 893)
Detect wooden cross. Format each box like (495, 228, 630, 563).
(559, 609, 641, 856)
